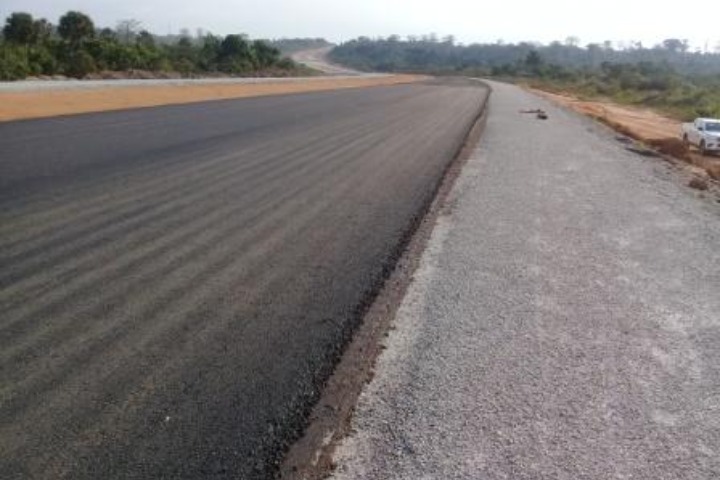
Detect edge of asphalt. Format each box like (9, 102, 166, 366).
(278, 79, 492, 480)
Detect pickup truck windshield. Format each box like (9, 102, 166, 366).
(706, 122, 720, 132)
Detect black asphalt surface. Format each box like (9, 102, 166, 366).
(0, 79, 488, 479)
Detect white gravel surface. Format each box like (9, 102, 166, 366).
(331, 81, 720, 479)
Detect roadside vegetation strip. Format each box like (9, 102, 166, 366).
(0, 75, 425, 122)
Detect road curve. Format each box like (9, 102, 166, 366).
(0, 78, 488, 479)
(290, 47, 362, 76)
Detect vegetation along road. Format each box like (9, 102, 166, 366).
(0, 78, 488, 479)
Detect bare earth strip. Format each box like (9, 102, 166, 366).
(0, 75, 423, 122)
(529, 88, 720, 180)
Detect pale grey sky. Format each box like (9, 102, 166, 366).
(2, 0, 718, 49)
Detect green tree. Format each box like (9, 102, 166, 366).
(99, 27, 117, 41)
(33, 18, 54, 44)
(3, 12, 37, 45)
(252, 39, 279, 68)
(198, 34, 221, 70)
(524, 50, 544, 74)
(219, 34, 254, 72)
(661, 38, 688, 54)
(220, 34, 251, 59)
(170, 37, 197, 73)
(136, 30, 155, 48)
(58, 11, 95, 45)
(62, 48, 96, 76)
(28, 45, 57, 74)
(0, 44, 30, 79)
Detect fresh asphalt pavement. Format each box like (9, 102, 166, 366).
(0, 79, 488, 479)
(331, 81, 720, 479)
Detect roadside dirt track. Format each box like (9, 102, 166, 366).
(0, 74, 423, 122)
(530, 88, 720, 180)
(0, 78, 488, 479)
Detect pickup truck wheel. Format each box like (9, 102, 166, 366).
(699, 140, 707, 156)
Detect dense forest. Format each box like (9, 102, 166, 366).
(0, 11, 314, 80)
(330, 36, 720, 119)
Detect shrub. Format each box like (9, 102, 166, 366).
(0, 44, 30, 79)
(62, 49, 96, 77)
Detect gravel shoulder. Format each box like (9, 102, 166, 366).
(331, 81, 720, 479)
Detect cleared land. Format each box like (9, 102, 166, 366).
(0, 78, 488, 479)
(0, 74, 422, 122)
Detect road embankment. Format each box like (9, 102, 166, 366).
(0, 75, 424, 122)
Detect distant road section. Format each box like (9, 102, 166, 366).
(291, 47, 363, 76)
(0, 79, 488, 479)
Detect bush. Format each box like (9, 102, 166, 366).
(28, 45, 57, 75)
(0, 44, 30, 79)
(62, 49, 96, 77)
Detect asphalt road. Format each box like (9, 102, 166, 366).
(0, 79, 488, 479)
(332, 81, 720, 479)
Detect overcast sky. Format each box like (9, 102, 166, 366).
(2, 0, 719, 50)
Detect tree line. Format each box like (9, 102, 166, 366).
(330, 36, 720, 119)
(0, 11, 307, 80)
(330, 35, 720, 75)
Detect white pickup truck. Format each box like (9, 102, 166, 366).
(682, 118, 720, 155)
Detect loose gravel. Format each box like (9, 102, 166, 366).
(331, 81, 720, 480)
